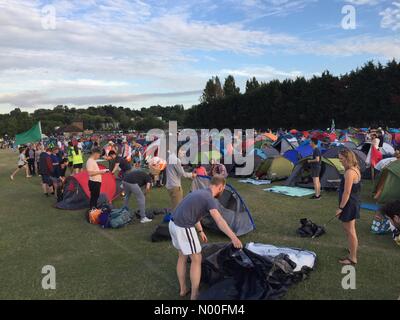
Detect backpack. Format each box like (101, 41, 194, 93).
(88, 209, 102, 225)
(371, 214, 391, 235)
(109, 207, 133, 229)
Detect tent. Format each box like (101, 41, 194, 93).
(283, 142, 313, 165)
(358, 142, 395, 158)
(56, 169, 122, 210)
(322, 146, 367, 173)
(261, 146, 280, 158)
(374, 160, 400, 204)
(375, 157, 398, 171)
(272, 135, 299, 155)
(191, 176, 255, 236)
(285, 157, 344, 190)
(255, 156, 294, 181)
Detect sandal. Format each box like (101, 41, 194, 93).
(339, 257, 357, 266)
(179, 289, 191, 297)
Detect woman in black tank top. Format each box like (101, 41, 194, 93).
(336, 149, 361, 266)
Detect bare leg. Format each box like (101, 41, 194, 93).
(10, 167, 20, 179)
(189, 253, 202, 300)
(313, 177, 321, 197)
(176, 251, 188, 297)
(343, 221, 358, 263)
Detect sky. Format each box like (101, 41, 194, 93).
(0, 0, 399, 113)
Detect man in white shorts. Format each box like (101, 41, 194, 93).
(169, 176, 243, 300)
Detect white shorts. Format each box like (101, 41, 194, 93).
(169, 221, 201, 256)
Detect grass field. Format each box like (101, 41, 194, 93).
(0, 149, 399, 300)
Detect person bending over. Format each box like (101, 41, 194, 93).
(169, 176, 243, 300)
(122, 170, 153, 224)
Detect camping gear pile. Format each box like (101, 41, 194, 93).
(199, 243, 316, 300)
(297, 219, 326, 238)
(88, 205, 133, 229)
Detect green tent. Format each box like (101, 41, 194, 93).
(15, 122, 42, 146)
(193, 150, 222, 164)
(374, 161, 400, 204)
(255, 156, 294, 181)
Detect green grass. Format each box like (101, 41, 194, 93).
(0, 149, 399, 300)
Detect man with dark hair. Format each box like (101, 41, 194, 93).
(381, 201, 400, 229)
(122, 170, 153, 224)
(39, 148, 54, 197)
(108, 150, 132, 177)
(308, 138, 322, 200)
(169, 176, 243, 300)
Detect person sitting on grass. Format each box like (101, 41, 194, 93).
(10, 146, 31, 180)
(381, 200, 400, 230)
(169, 176, 243, 300)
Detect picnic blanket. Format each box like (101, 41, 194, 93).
(264, 186, 315, 197)
(239, 178, 272, 186)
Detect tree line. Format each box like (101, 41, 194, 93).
(1, 60, 399, 137)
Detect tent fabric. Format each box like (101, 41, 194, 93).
(285, 157, 344, 190)
(56, 169, 122, 210)
(323, 146, 367, 173)
(255, 156, 294, 181)
(191, 176, 255, 236)
(199, 243, 315, 300)
(15, 122, 42, 146)
(375, 157, 397, 171)
(246, 243, 316, 272)
(374, 160, 400, 204)
(283, 143, 313, 165)
(272, 135, 299, 155)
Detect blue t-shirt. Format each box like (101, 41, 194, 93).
(51, 154, 61, 178)
(172, 189, 218, 228)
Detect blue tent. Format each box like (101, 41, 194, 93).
(283, 141, 313, 165)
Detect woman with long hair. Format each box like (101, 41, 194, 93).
(336, 149, 361, 266)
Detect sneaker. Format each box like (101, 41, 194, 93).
(26, 175, 32, 178)
(10, 175, 14, 181)
(310, 195, 321, 200)
(140, 217, 153, 224)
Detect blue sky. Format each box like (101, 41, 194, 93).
(0, 0, 399, 112)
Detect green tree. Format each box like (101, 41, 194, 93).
(223, 75, 240, 96)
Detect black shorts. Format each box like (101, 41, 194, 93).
(18, 164, 26, 169)
(41, 175, 53, 186)
(73, 163, 83, 169)
(311, 165, 321, 178)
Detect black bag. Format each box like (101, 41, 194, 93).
(297, 218, 325, 238)
(151, 222, 171, 242)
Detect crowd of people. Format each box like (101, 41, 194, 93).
(6, 126, 400, 300)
